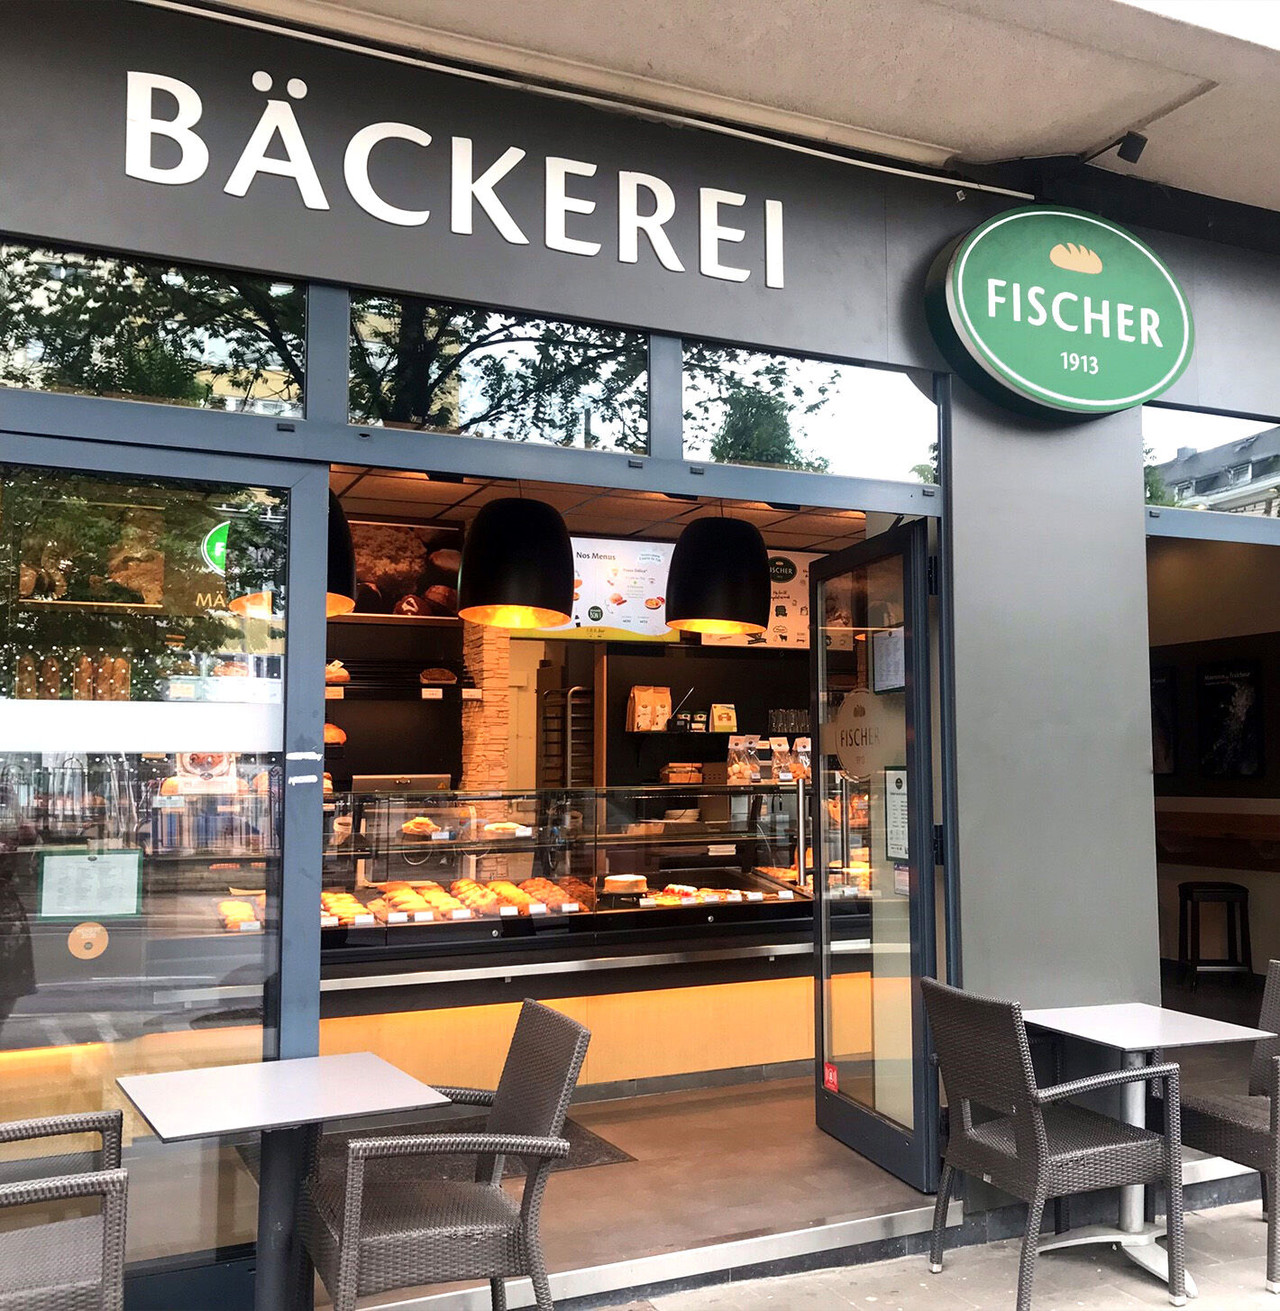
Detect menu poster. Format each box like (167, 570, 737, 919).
(871, 628, 906, 693)
(526, 538, 678, 642)
(703, 551, 820, 649)
(38, 849, 143, 919)
(884, 767, 909, 861)
(1198, 662, 1263, 778)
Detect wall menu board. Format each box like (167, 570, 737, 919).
(703, 552, 820, 650)
(525, 538, 678, 642)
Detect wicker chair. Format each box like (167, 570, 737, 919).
(1179, 957, 1280, 1293)
(0, 1110, 128, 1311)
(921, 979, 1186, 1310)
(301, 999, 590, 1311)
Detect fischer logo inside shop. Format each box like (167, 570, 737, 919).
(125, 71, 786, 286)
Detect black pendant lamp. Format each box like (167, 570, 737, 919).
(666, 516, 771, 636)
(226, 490, 355, 619)
(325, 490, 357, 618)
(457, 497, 574, 628)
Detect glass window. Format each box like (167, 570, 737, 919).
(349, 293, 648, 453)
(682, 342, 938, 482)
(0, 242, 304, 415)
(1143, 405, 1280, 514)
(0, 462, 288, 1263)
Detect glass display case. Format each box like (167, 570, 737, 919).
(300, 783, 819, 957)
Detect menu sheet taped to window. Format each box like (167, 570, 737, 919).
(524, 537, 678, 642)
(38, 849, 143, 919)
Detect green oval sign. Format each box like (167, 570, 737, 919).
(926, 206, 1193, 417)
(202, 520, 230, 575)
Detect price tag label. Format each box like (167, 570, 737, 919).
(353, 913, 375, 926)
(745, 891, 765, 902)
(324, 686, 345, 700)
(168, 679, 197, 700)
(461, 688, 483, 701)
(386, 910, 408, 924)
(725, 891, 743, 902)
(451, 908, 472, 920)
(527, 902, 548, 915)
(707, 844, 735, 857)
(421, 687, 443, 700)
(499, 905, 519, 917)
(430, 831, 453, 841)
(236, 919, 260, 932)
(560, 901, 581, 913)
(777, 890, 795, 900)
(320, 915, 339, 928)
(638, 897, 657, 908)
(412, 910, 435, 922)
(680, 896, 697, 907)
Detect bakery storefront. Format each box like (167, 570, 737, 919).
(4, 3, 1278, 1309)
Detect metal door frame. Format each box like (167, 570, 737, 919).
(808, 517, 940, 1192)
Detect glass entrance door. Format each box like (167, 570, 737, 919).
(809, 520, 939, 1191)
(0, 432, 323, 1273)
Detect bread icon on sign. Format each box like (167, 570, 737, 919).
(1049, 242, 1103, 274)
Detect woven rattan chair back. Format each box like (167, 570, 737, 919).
(922, 977, 1046, 1160)
(1248, 960, 1280, 1096)
(487, 1000, 591, 1141)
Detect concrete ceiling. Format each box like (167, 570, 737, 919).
(207, 0, 1280, 212)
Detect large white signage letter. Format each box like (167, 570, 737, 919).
(764, 199, 784, 288)
(224, 74, 328, 210)
(344, 122, 431, 226)
(125, 71, 209, 185)
(699, 188, 750, 283)
(545, 157, 601, 257)
(618, 171, 684, 271)
(451, 139, 528, 244)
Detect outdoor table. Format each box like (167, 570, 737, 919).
(1023, 1002, 1273, 1299)
(118, 1052, 449, 1311)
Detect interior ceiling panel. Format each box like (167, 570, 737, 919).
(211, 0, 1280, 212)
(332, 468, 868, 552)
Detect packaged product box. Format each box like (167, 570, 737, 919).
(710, 703, 737, 733)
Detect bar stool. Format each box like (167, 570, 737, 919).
(1178, 880, 1253, 987)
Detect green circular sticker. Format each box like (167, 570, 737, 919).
(587, 605, 604, 622)
(926, 206, 1193, 416)
(202, 520, 230, 575)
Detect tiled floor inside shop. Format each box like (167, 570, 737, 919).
(319, 1077, 927, 1306)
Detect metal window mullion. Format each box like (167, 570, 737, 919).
(647, 334, 684, 462)
(304, 284, 352, 427)
(271, 462, 329, 1061)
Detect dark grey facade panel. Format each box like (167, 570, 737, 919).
(0, 0, 990, 371)
(946, 388, 1159, 1007)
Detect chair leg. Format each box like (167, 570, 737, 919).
(490, 1276, 508, 1311)
(1017, 1191, 1046, 1311)
(1166, 1160, 1186, 1306)
(1242, 896, 1254, 975)
(929, 1163, 955, 1272)
(530, 1258, 554, 1311)
(1267, 1174, 1280, 1294)
(1179, 895, 1189, 984)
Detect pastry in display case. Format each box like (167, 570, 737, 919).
(310, 782, 817, 958)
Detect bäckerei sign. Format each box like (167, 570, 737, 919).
(926, 206, 1194, 416)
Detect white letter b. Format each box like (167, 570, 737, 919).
(125, 71, 209, 185)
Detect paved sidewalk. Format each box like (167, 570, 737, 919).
(604, 1200, 1276, 1310)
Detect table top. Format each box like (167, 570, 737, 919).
(117, 1052, 449, 1143)
(1022, 1002, 1273, 1052)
